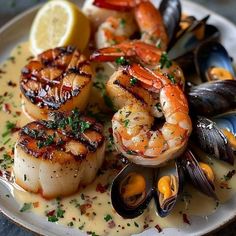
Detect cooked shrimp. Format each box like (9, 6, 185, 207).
(106, 68, 163, 117)
(14, 110, 105, 199)
(95, 15, 137, 48)
(112, 64, 192, 166)
(20, 46, 92, 120)
(94, 0, 168, 49)
(82, 0, 131, 30)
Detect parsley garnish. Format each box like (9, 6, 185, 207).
(120, 18, 126, 28)
(159, 52, 172, 69)
(124, 119, 130, 127)
(115, 56, 129, 66)
(48, 215, 58, 222)
(167, 74, 176, 84)
(20, 202, 32, 212)
(134, 221, 139, 227)
(130, 77, 138, 86)
(80, 121, 91, 133)
(104, 214, 112, 222)
(155, 103, 162, 112)
(2, 121, 16, 137)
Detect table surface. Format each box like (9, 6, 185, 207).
(0, 0, 236, 235)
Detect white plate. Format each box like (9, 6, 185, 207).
(0, 1, 236, 236)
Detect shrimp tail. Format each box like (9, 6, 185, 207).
(90, 41, 162, 65)
(93, 0, 144, 11)
(126, 63, 170, 92)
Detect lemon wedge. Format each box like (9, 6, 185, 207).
(30, 0, 90, 55)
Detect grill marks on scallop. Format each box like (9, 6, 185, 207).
(18, 116, 104, 162)
(20, 46, 92, 109)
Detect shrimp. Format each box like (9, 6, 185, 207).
(95, 15, 137, 49)
(82, 0, 132, 31)
(94, 0, 169, 49)
(112, 63, 192, 166)
(106, 68, 163, 117)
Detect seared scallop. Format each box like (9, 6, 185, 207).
(14, 109, 105, 199)
(20, 46, 92, 120)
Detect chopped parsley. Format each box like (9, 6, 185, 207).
(159, 52, 172, 69)
(80, 121, 91, 133)
(115, 56, 129, 66)
(48, 215, 58, 222)
(20, 202, 32, 212)
(37, 134, 55, 148)
(120, 18, 126, 28)
(130, 77, 138, 86)
(123, 119, 130, 127)
(104, 214, 112, 222)
(0, 153, 14, 169)
(134, 221, 139, 227)
(167, 74, 176, 84)
(2, 121, 16, 138)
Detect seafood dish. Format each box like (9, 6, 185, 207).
(0, 0, 236, 235)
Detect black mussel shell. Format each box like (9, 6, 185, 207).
(181, 149, 218, 199)
(195, 41, 235, 82)
(188, 80, 236, 116)
(168, 16, 220, 60)
(213, 112, 236, 136)
(154, 160, 184, 217)
(192, 116, 234, 165)
(111, 163, 155, 219)
(159, 0, 181, 45)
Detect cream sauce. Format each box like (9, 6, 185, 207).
(0, 42, 236, 236)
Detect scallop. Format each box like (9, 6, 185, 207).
(20, 46, 92, 120)
(14, 110, 105, 199)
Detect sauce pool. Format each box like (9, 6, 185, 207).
(0, 42, 236, 236)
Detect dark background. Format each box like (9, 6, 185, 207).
(0, 0, 236, 235)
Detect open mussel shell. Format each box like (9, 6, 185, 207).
(168, 16, 220, 60)
(195, 41, 235, 82)
(213, 112, 236, 136)
(192, 116, 234, 165)
(181, 149, 218, 200)
(154, 160, 184, 217)
(159, 0, 181, 45)
(111, 163, 155, 219)
(188, 80, 236, 116)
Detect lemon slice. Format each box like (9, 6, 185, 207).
(30, 0, 90, 55)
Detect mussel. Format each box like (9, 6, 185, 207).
(159, 0, 181, 45)
(188, 80, 236, 116)
(213, 112, 236, 149)
(111, 163, 155, 219)
(154, 160, 184, 217)
(181, 149, 218, 199)
(192, 116, 235, 165)
(168, 16, 220, 60)
(195, 41, 235, 82)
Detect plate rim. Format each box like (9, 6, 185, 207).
(0, 1, 236, 236)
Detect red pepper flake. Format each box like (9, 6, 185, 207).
(3, 92, 8, 97)
(33, 202, 39, 208)
(79, 203, 92, 215)
(0, 147, 5, 152)
(108, 127, 113, 134)
(2, 103, 11, 114)
(7, 81, 17, 87)
(0, 170, 2, 177)
(46, 210, 55, 216)
(108, 220, 116, 229)
(72, 217, 76, 221)
(143, 224, 149, 229)
(155, 224, 162, 233)
(96, 183, 109, 193)
(220, 181, 231, 189)
(15, 111, 21, 116)
(183, 213, 191, 225)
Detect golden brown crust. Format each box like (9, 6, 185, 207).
(17, 110, 105, 163)
(20, 46, 92, 110)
